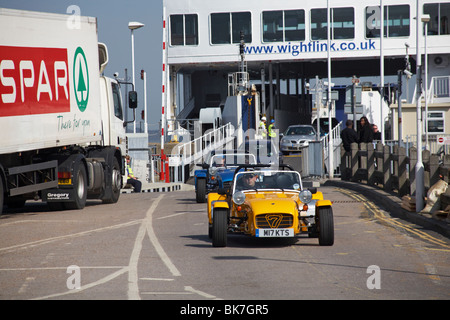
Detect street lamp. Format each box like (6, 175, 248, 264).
(414, 1, 424, 212)
(128, 21, 144, 133)
(422, 14, 430, 150)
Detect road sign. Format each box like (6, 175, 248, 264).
(437, 136, 450, 145)
(345, 85, 362, 104)
(352, 77, 360, 84)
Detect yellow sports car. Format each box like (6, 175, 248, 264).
(207, 164, 334, 247)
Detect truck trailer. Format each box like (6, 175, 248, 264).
(0, 8, 135, 214)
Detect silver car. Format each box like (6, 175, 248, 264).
(280, 125, 317, 153)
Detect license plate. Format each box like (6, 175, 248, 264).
(256, 228, 294, 237)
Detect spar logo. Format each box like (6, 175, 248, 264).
(0, 45, 70, 116)
(73, 47, 89, 112)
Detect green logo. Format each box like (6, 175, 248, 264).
(73, 47, 89, 112)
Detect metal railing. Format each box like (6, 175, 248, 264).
(322, 121, 343, 175)
(429, 76, 450, 103)
(172, 122, 235, 168)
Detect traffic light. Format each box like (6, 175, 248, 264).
(140, 69, 144, 80)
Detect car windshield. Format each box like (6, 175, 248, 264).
(234, 170, 302, 192)
(210, 154, 257, 167)
(285, 126, 316, 136)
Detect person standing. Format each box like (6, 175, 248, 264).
(258, 116, 267, 138)
(341, 119, 358, 152)
(372, 124, 382, 140)
(358, 116, 373, 143)
(268, 119, 277, 138)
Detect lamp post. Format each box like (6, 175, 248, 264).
(380, 0, 385, 145)
(422, 14, 430, 150)
(415, 2, 424, 212)
(128, 21, 144, 133)
(327, 0, 333, 179)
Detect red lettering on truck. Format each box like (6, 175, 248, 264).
(0, 46, 70, 116)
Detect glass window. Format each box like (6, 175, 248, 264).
(386, 5, 410, 37)
(184, 14, 198, 45)
(170, 14, 198, 46)
(333, 7, 354, 39)
(311, 8, 353, 40)
(311, 8, 327, 40)
(170, 15, 184, 46)
(232, 12, 252, 44)
(284, 10, 305, 41)
(211, 13, 230, 44)
(424, 3, 450, 35)
(427, 112, 444, 133)
(366, 5, 410, 38)
(365, 6, 382, 38)
(211, 12, 251, 45)
(263, 11, 283, 42)
(111, 82, 123, 121)
(441, 3, 450, 35)
(263, 10, 305, 42)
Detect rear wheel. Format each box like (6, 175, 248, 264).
(317, 206, 334, 246)
(102, 157, 121, 204)
(212, 208, 228, 247)
(65, 161, 87, 210)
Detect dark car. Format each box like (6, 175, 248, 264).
(194, 150, 256, 203)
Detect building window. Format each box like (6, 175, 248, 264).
(427, 111, 445, 133)
(211, 12, 251, 45)
(262, 10, 305, 42)
(424, 3, 450, 35)
(366, 5, 410, 38)
(310, 7, 354, 40)
(170, 14, 198, 46)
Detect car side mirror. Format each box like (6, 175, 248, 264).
(129, 91, 137, 109)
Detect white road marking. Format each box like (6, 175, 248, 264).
(140, 277, 174, 281)
(0, 220, 142, 254)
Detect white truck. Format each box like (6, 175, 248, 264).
(0, 8, 136, 213)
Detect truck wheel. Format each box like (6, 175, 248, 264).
(196, 178, 206, 203)
(212, 208, 228, 247)
(65, 161, 87, 210)
(102, 158, 121, 204)
(317, 206, 334, 246)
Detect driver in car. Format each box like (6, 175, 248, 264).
(237, 172, 258, 190)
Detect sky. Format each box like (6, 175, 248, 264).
(0, 0, 163, 131)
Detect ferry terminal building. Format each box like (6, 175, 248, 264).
(161, 0, 450, 144)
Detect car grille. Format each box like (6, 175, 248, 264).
(256, 214, 293, 229)
(222, 181, 232, 190)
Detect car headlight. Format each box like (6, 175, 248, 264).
(299, 189, 312, 204)
(232, 191, 246, 205)
(209, 167, 218, 176)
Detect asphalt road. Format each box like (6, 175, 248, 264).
(0, 186, 449, 301)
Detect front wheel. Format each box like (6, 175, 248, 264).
(317, 206, 334, 246)
(196, 178, 206, 203)
(212, 208, 228, 247)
